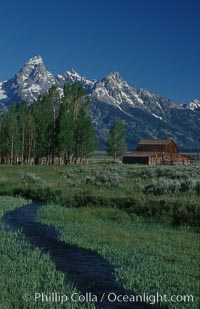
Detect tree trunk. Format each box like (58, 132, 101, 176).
(10, 136, 14, 165)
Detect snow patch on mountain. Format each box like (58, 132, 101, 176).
(91, 72, 145, 110)
(0, 82, 8, 100)
(186, 99, 200, 111)
(26, 55, 44, 66)
(56, 68, 95, 91)
(152, 113, 163, 120)
(0, 55, 57, 103)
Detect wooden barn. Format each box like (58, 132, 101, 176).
(123, 139, 190, 165)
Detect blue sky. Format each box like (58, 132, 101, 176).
(0, 0, 199, 103)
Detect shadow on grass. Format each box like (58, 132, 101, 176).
(3, 202, 167, 309)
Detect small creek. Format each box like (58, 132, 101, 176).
(2, 201, 157, 309)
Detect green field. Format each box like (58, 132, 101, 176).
(0, 163, 200, 308)
(0, 163, 199, 228)
(0, 197, 94, 309)
(38, 203, 199, 308)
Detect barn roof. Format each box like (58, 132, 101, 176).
(138, 139, 175, 145)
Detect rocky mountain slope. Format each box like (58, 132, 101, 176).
(186, 99, 200, 111)
(0, 55, 199, 149)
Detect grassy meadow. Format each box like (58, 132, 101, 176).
(38, 204, 199, 309)
(0, 163, 199, 228)
(0, 197, 94, 309)
(0, 162, 200, 308)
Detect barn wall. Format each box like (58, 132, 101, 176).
(149, 156, 162, 165)
(123, 154, 190, 165)
(166, 142, 178, 154)
(123, 156, 149, 164)
(123, 140, 190, 165)
(136, 144, 166, 152)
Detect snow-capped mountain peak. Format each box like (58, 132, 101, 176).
(0, 55, 200, 150)
(105, 72, 123, 81)
(186, 99, 200, 111)
(17, 55, 52, 82)
(0, 56, 199, 120)
(56, 68, 95, 90)
(25, 55, 44, 66)
(67, 68, 81, 77)
(0, 55, 56, 104)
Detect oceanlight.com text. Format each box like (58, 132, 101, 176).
(23, 291, 194, 305)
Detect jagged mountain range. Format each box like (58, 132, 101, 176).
(0, 55, 200, 149)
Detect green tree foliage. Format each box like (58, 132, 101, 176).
(106, 120, 127, 163)
(57, 98, 74, 164)
(57, 83, 97, 164)
(73, 106, 97, 163)
(17, 101, 35, 164)
(0, 83, 97, 165)
(0, 104, 20, 164)
(30, 95, 51, 163)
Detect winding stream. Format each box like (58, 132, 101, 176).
(3, 202, 154, 309)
